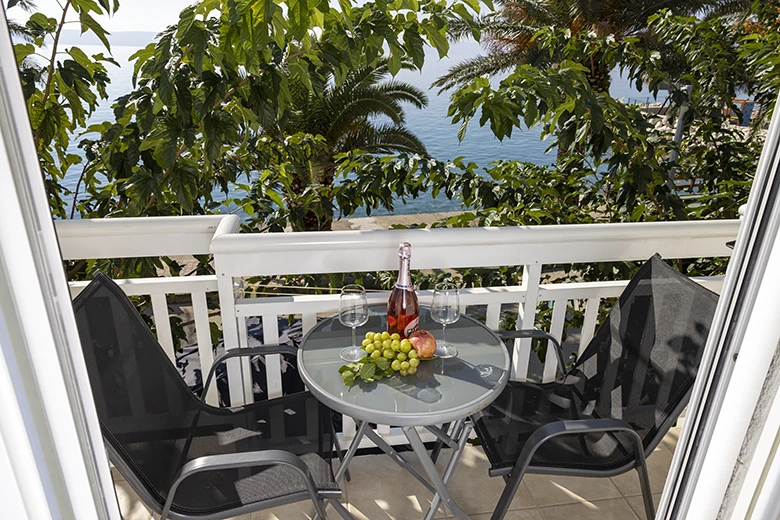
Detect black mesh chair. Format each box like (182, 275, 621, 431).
(72, 272, 350, 520)
(472, 254, 719, 520)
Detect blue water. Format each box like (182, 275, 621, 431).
(63, 41, 658, 217)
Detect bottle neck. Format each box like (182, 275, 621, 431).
(396, 253, 412, 289)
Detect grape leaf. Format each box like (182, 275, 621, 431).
(359, 363, 376, 381)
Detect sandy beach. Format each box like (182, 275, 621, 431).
(331, 211, 466, 231)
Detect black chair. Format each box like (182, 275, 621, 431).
(72, 272, 350, 520)
(471, 254, 719, 520)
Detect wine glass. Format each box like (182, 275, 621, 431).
(339, 284, 369, 362)
(431, 282, 460, 358)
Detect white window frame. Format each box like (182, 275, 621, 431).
(658, 95, 780, 519)
(1, 2, 780, 517)
(0, 7, 120, 520)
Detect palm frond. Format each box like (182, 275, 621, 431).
(339, 123, 428, 156)
(432, 52, 525, 91)
(325, 89, 406, 135)
(8, 20, 37, 43)
(7, 0, 38, 12)
(371, 81, 429, 109)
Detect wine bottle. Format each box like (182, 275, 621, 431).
(387, 242, 420, 338)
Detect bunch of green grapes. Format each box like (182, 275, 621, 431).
(338, 330, 423, 386)
(361, 331, 420, 376)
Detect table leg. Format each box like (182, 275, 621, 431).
(424, 421, 472, 520)
(403, 425, 471, 520)
(430, 422, 451, 463)
(335, 420, 369, 483)
(364, 427, 437, 495)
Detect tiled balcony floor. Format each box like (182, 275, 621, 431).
(113, 427, 679, 520)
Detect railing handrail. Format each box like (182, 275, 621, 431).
(56, 214, 239, 260)
(210, 220, 739, 276)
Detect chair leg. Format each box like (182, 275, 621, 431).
(329, 497, 355, 519)
(636, 460, 655, 519)
(491, 468, 526, 520)
(309, 493, 329, 520)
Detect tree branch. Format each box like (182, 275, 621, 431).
(35, 0, 71, 148)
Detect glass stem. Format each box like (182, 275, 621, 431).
(442, 324, 447, 347)
(352, 326, 357, 348)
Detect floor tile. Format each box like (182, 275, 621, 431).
(524, 474, 621, 507)
(426, 445, 537, 515)
(344, 453, 439, 520)
(251, 501, 339, 519)
(113, 479, 152, 520)
(625, 493, 662, 520)
(660, 427, 681, 454)
(470, 510, 545, 520)
(538, 497, 639, 520)
(111, 465, 125, 482)
(610, 446, 673, 496)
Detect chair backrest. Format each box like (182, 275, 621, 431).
(72, 272, 201, 505)
(568, 254, 719, 449)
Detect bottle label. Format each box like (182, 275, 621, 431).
(404, 316, 419, 337)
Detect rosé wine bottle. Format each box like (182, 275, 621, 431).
(387, 242, 419, 338)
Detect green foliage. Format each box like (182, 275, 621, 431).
(10, 0, 119, 218)
(432, 0, 705, 91)
(72, 0, 482, 223)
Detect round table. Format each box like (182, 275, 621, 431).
(298, 305, 510, 520)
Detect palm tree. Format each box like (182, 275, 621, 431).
(267, 60, 428, 230)
(433, 0, 709, 93)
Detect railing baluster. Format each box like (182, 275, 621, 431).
(191, 291, 216, 406)
(150, 293, 175, 362)
(579, 297, 601, 356)
(342, 416, 357, 439)
(513, 264, 542, 381)
(486, 303, 501, 331)
(262, 314, 284, 399)
(542, 299, 568, 382)
(236, 317, 254, 402)
(302, 313, 317, 334)
(216, 274, 246, 406)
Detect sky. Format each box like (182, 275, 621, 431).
(17, 0, 192, 33)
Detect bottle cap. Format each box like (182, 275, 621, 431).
(399, 242, 412, 258)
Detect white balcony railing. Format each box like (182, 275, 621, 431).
(56, 215, 738, 445)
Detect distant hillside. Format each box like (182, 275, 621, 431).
(58, 30, 158, 47)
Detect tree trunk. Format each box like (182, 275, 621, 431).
(290, 162, 336, 232)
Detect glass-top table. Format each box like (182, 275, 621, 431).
(298, 305, 510, 426)
(298, 305, 510, 520)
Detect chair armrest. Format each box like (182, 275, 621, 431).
(202, 345, 297, 403)
(160, 449, 323, 520)
(514, 418, 645, 477)
(496, 329, 567, 377)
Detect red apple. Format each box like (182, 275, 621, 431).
(408, 330, 437, 359)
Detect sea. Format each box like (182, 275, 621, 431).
(61, 40, 659, 218)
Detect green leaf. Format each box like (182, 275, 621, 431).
(359, 362, 376, 381)
(461, 0, 480, 12)
(13, 43, 34, 66)
(403, 27, 425, 69)
(422, 23, 449, 58)
(342, 371, 355, 386)
(79, 11, 111, 51)
(387, 46, 402, 76)
(374, 357, 391, 371)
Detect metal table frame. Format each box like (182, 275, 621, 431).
(334, 419, 474, 520)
